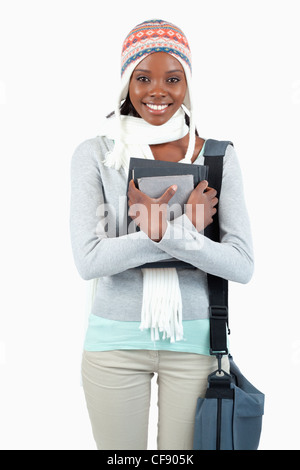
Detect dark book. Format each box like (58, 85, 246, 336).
(126, 158, 209, 269)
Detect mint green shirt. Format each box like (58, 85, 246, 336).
(84, 315, 211, 355)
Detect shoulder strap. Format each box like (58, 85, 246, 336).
(203, 139, 233, 366)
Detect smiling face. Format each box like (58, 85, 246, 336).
(128, 52, 187, 126)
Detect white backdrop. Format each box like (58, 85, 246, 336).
(0, 0, 299, 450)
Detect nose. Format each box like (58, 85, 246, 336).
(148, 81, 167, 98)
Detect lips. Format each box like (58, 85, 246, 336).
(146, 103, 168, 110)
(144, 103, 172, 114)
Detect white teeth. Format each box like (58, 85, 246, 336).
(146, 104, 168, 111)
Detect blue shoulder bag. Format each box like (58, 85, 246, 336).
(193, 139, 265, 451)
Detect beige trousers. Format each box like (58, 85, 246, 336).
(81, 349, 229, 450)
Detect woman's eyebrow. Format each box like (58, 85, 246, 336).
(133, 68, 151, 73)
(165, 69, 184, 74)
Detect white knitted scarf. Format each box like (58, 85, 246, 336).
(100, 107, 195, 343)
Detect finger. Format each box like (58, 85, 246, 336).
(128, 205, 139, 219)
(211, 196, 219, 207)
(195, 180, 209, 193)
(128, 194, 135, 205)
(206, 187, 218, 199)
(128, 206, 135, 217)
(127, 179, 138, 196)
(128, 179, 145, 205)
(158, 184, 177, 204)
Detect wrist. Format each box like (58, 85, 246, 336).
(184, 204, 194, 227)
(184, 203, 205, 232)
(150, 208, 168, 242)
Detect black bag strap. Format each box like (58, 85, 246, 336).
(203, 139, 233, 365)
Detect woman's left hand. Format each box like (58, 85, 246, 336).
(127, 179, 177, 242)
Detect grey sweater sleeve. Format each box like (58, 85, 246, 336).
(69, 139, 171, 280)
(155, 145, 254, 284)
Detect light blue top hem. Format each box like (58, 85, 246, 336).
(84, 314, 212, 356)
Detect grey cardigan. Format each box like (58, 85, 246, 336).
(70, 136, 254, 321)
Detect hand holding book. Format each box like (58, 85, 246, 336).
(185, 180, 218, 232)
(127, 178, 218, 242)
(127, 179, 177, 242)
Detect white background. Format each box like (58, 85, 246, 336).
(0, 0, 299, 450)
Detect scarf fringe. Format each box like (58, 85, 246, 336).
(140, 268, 184, 343)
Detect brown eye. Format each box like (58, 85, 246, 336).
(167, 77, 180, 83)
(137, 76, 150, 82)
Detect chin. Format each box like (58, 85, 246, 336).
(141, 113, 173, 126)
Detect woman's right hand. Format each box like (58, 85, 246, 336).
(185, 180, 218, 231)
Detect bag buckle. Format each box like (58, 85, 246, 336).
(209, 305, 229, 360)
(209, 305, 228, 319)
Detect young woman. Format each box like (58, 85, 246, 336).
(70, 19, 254, 450)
